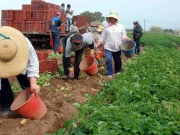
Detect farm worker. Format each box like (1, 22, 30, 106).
(62, 32, 95, 80)
(132, 21, 143, 55)
(50, 12, 63, 54)
(95, 10, 130, 78)
(0, 26, 40, 117)
(84, 22, 92, 33)
(94, 25, 104, 65)
(69, 20, 85, 32)
(60, 3, 65, 13)
(65, 4, 74, 34)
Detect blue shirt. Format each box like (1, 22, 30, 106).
(50, 16, 63, 32)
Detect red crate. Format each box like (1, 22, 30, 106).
(13, 10, 26, 21)
(36, 50, 48, 61)
(22, 4, 31, 10)
(8, 77, 17, 83)
(60, 23, 66, 34)
(61, 13, 66, 23)
(13, 21, 26, 32)
(26, 10, 32, 20)
(44, 10, 54, 21)
(31, 21, 44, 32)
(1, 21, 13, 27)
(43, 21, 51, 32)
(32, 10, 42, 20)
(6, 10, 14, 20)
(50, 3, 56, 10)
(39, 58, 58, 74)
(43, 2, 51, 10)
(1, 10, 7, 21)
(55, 5, 60, 11)
(26, 21, 32, 32)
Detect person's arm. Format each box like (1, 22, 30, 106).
(25, 37, 40, 94)
(69, 9, 74, 15)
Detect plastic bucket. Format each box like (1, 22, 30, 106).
(79, 57, 98, 76)
(121, 40, 136, 57)
(95, 51, 104, 59)
(10, 88, 47, 120)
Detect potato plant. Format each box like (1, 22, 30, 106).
(54, 33, 180, 135)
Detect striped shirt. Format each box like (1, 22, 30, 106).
(100, 23, 128, 52)
(0, 37, 39, 90)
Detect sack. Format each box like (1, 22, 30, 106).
(70, 33, 83, 45)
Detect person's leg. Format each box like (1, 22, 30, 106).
(66, 18, 70, 33)
(134, 38, 140, 54)
(105, 49, 113, 76)
(52, 32, 56, 51)
(62, 42, 69, 76)
(16, 74, 30, 90)
(53, 32, 60, 53)
(0, 78, 14, 112)
(136, 38, 140, 54)
(113, 50, 122, 74)
(74, 48, 84, 80)
(69, 18, 72, 29)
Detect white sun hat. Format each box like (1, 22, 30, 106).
(106, 10, 121, 23)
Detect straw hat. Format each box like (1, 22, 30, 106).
(0, 26, 29, 78)
(97, 25, 104, 32)
(106, 10, 121, 23)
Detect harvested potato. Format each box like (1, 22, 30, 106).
(20, 119, 28, 126)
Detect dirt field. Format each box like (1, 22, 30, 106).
(0, 47, 145, 135)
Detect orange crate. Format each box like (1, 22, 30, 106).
(13, 21, 26, 32)
(1, 21, 13, 27)
(6, 10, 13, 20)
(22, 4, 31, 10)
(1, 10, 7, 21)
(13, 10, 26, 21)
(31, 21, 44, 32)
(36, 50, 48, 61)
(39, 58, 58, 74)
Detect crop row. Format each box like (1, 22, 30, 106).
(51, 33, 180, 135)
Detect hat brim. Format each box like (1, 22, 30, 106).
(0, 26, 29, 78)
(106, 15, 121, 23)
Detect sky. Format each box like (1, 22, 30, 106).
(0, 0, 180, 31)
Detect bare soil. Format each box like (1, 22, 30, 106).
(0, 47, 145, 135)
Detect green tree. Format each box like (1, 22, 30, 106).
(150, 26, 163, 32)
(80, 11, 105, 22)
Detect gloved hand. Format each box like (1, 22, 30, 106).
(68, 68, 74, 78)
(30, 77, 40, 95)
(90, 49, 95, 60)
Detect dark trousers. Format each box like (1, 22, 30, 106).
(0, 74, 30, 111)
(63, 47, 84, 79)
(52, 32, 60, 53)
(134, 38, 140, 54)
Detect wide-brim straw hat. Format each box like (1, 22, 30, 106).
(97, 25, 104, 32)
(106, 10, 121, 23)
(0, 26, 29, 78)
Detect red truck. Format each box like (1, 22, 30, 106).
(1, 0, 94, 49)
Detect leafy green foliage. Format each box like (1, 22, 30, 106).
(52, 33, 180, 135)
(80, 11, 105, 22)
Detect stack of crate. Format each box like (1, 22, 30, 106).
(73, 15, 90, 34)
(1, 0, 66, 34)
(35, 50, 58, 74)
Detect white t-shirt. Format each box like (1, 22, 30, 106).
(66, 8, 74, 18)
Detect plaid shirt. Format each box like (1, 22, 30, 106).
(0, 37, 39, 90)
